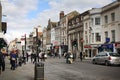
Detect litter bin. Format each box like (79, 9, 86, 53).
(34, 62, 44, 80)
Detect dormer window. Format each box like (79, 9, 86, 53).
(72, 20, 75, 25)
(76, 18, 79, 23)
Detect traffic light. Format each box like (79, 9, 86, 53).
(72, 39, 77, 47)
(74, 39, 77, 47)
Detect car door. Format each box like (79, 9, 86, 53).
(97, 52, 102, 64)
(100, 52, 107, 64)
(94, 54, 100, 63)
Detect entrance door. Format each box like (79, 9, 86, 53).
(89, 49, 91, 57)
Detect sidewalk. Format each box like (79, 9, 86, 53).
(0, 58, 34, 80)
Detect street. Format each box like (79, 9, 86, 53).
(0, 57, 120, 80)
(45, 58, 120, 80)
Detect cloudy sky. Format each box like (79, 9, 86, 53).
(1, 0, 115, 43)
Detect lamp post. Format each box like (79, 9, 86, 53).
(36, 28, 39, 62)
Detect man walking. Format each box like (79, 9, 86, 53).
(79, 51, 83, 61)
(0, 49, 5, 74)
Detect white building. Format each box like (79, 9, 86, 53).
(101, 0, 120, 53)
(89, 8, 102, 57)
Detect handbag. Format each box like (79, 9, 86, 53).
(12, 57, 15, 60)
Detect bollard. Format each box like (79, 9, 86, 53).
(34, 62, 44, 80)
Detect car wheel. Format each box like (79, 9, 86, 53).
(105, 61, 109, 66)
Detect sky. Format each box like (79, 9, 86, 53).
(1, 0, 115, 43)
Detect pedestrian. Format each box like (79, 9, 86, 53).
(30, 52, 34, 63)
(0, 49, 5, 74)
(39, 51, 43, 61)
(18, 51, 23, 66)
(22, 51, 26, 64)
(79, 51, 83, 61)
(33, 51, 37, 63)
(10, 50, 17, 70)
(26, 52, 29, 62)
(73, 51, 76, 62)
(41, 52, 45, 62)
(64, 51, 70, 63)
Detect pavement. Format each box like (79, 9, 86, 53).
(0, 57, 91, 80)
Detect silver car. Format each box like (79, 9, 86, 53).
(92, 52, 120, 66)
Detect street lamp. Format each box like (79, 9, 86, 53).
(35, 27, 39, 62)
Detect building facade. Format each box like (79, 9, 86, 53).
(68, 14, 83, 57)
(42, 27, 47, 50)
(101, 0, 120, 53)
(89, 8, 102, 57)
(0, 2, 7, 49)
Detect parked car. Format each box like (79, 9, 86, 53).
(92, 52, 120, 66)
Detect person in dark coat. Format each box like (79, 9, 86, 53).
(31, 52, 34, 63)
(79, 51, 83, 61)
(0, 50, 5, 73)
(0, 50, 5, 74)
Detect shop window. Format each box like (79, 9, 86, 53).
(111, 30, 115, 42)
(95, 33, 101, 42)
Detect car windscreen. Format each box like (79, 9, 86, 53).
(109, 53, 120, 57)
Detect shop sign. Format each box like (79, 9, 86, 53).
(54, 46, 59, 49)
(106, 38, 110, 43)
(84, 45, 92, 48)
(101, 44, 113, 49)
(115, 43, 120, 48)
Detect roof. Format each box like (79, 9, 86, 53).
(66, 10, 80, 20)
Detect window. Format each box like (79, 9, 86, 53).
(111, 13, 115, 21)
(86, 36, 88, 43)
(95, 17, 100, 25)
(91, 18, 94, 26)
(72, 20, 75, 24)
(85, 23, 88, 29)
(105, 31, 108, 39)
(104, 15, 108, 23)
(96, 33, 101, 42)
(111, 30, 115, 42)
(76, 18, 79, 22)
(105, 31, 108, 38)
(85, 31, 87, 34)
(92, 33, 94, 43)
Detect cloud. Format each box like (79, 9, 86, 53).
(2, 0, 114, 43)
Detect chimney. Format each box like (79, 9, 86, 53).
(60, 11, 64, 20)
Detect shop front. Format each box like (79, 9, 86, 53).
(84, 45, 92, 58)
(115, 42, 120, 54)
(84, 44, 100, 58)
(98, 43, 114, 52)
